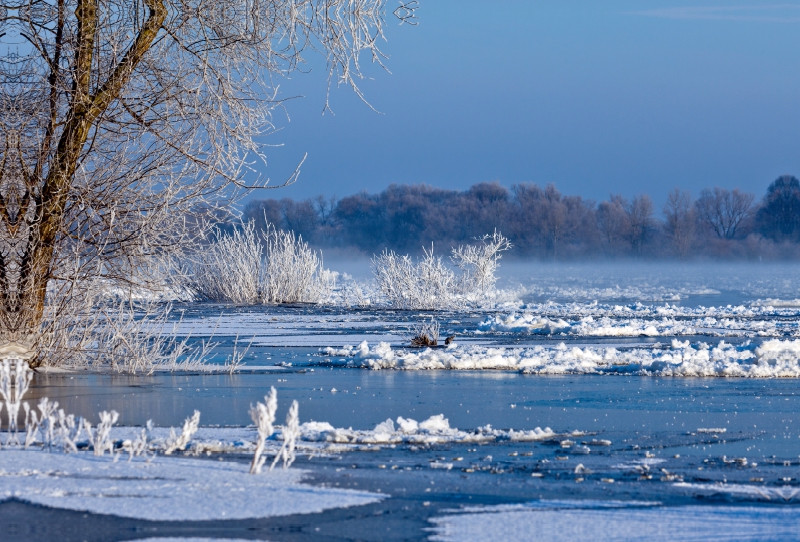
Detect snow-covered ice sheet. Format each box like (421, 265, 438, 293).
(0, 450, 381, 521)
(428, 501, 800, 542)
(321, 339, 800, 377)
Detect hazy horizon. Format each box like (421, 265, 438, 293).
(247, 1, 800, 207)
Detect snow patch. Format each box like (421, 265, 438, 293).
(0, 449, 381, 521)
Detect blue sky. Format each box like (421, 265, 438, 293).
(251, 1, 800, 205)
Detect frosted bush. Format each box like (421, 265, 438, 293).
(193, 222, 333, 305)
(250, 387, 278, 474)
(38, 294, 221, 374)
(372, 247, 460, 310)
(193, 224, 262, 304)
(451, 231, 512, 297)
(164, 410, 201, 455)
(372, 232, 511, 310)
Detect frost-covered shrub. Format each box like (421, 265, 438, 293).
(372, 232, 511, 310)
(38, 295, 219, 374)
(372, 247, 459, 310)
(193, 224, 262, 304)
(193, 222, 333, 304)
(452, 231, 512, 296)
(261, 225, 334, 304)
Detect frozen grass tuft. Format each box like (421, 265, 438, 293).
(165, 410, 201, 455)
(85, 410, 119, 456)
(55, 409, 83, 453)
(122, 420, 153, 462)
(250, 387, 278, 474)
(0, 358, 33, 446)
(272, 400, 300, 470)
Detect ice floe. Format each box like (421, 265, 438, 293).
(321, 339, 800, 377)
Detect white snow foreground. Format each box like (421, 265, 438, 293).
(0, 449, 381, 521)
(322, 339, 800, 377)
(299, 414, 554, 445)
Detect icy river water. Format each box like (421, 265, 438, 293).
(20, 262, 800, 541)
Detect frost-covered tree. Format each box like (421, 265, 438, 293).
(0, 0, 404, 364)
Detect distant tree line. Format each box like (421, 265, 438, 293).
(236, 175, 800, 260)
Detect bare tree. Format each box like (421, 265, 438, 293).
(695, 188, 755, 239)
(596, 195, 630, 257)
(663, 189, 696, 259)
(625, 195, 654, 257)
(0, 0, 396, 363)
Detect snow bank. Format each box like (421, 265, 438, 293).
(321, 339, 800, 377)
(298, 414, 554, 445)
(0, 449, 381, 521)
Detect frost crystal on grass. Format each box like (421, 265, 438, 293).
(85, 410, 120, 456)
(22, 403, 38, 449)
(165, 410, 201, 455)
(37, 398, 59, 451)
(0, 358, 33, 446)
(122, 420, 153, 461)
(272, 400, 299, 470)
(250, 387, 278, 474)
(55, 410, 83, 454)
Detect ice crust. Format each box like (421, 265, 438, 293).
(322, 339, 800, 377)
(0, 449, 381, 521)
